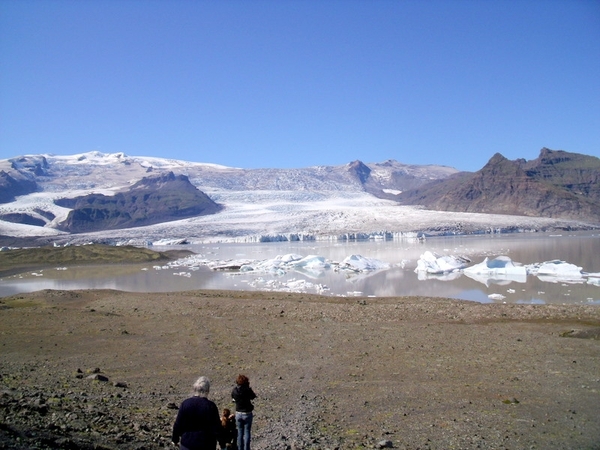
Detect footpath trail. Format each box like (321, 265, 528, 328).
(1, 289, 599, 449)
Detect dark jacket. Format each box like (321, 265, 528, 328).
(232, 384, 256, 413)
(172, 396, 221, 450)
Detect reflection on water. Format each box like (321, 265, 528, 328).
(1, 232, 599, 304)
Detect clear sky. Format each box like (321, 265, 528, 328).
(1, 0, 599, 171)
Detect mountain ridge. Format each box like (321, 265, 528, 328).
(0, 148, 598, 244)
(396, 148, 600, 222)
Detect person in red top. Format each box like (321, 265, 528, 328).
(172, 376, 221, 450)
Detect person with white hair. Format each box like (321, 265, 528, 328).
(172, 376, 221, 450)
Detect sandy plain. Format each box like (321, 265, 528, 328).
(1, 287, 599, 449)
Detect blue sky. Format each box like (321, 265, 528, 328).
(1, 0, 599, 171)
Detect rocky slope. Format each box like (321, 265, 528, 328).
(54, 172, 222, 233)
(397, 148, 600, 223)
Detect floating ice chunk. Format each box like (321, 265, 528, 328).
(416, 271, 463, 281)
(211, 259, 254, 271)
(488, 293, 506, 301)
(339, 254, 390, 272)
(287, 279, 310, 290)
(586, 278, 600, 286)
(276, 254, 304, 263)
(463, 256, 527, 286)
(414, 251, 469, 274)
(526, 260, 584, 283)
(292, 255, 330, 270)
(347, 291, 364, 296)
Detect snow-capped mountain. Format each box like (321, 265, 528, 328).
(0, 151, 595, 246)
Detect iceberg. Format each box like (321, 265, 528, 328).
(292, 255, 330, 272)
(414, 251, 469, 274)
(338, 254, 390, 272)
(276, 253, 304, 263)
(463, 256, 527, 286)
(526, 260, 584, 284)
(587, 277, 600, 287)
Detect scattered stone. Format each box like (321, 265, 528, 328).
(86, 374, 109, 382)
(559, 328, 600, 340)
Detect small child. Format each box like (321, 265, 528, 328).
(219, 408, 237, 450)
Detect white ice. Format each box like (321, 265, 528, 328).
(463, 256, 528, 286)
(526, 260, 585, 284)
(338, 255, 390, 272)
(414, 251, 469, 274)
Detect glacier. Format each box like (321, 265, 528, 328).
(0, 151, 594, 245)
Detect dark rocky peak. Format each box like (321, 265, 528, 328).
(55, 170, 221, 233)
(479, 153, 527, 178)
(10, 155, 49, 177)
(129, 171, 193, 191)
(538, 147, 570, 164)
(0, 170, 38, 203)
(522, 148, 600, 171)
(347, 160, 371, 184)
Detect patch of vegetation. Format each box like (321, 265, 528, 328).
(0, 244, 186, 275)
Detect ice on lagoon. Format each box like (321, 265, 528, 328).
(414, 251, 470, 274)
(291, 255, 330, 271)
(526, 260, 585, 284)
(276, 254, 304, 263)
(155, 246, 598, 299)
(338, 254, 390, 272)
(232, 253, 389, 278)
(249, 276, 329, 294)
(416, 270, 463, 282)
(463, 256, 527, 286)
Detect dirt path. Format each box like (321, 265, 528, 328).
(1, 289, 599, 449)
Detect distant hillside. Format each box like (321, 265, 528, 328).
(55, 172, 222, 233)
(397, 148, 600, 223)
(0, 171, 37, 203)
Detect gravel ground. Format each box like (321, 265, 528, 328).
(1, 289, 599, 449)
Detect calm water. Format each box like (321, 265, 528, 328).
(1, 232, 599, 304)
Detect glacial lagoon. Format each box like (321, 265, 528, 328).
(1, 231, 599, 305)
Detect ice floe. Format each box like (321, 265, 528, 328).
(463, 256, 528, 286)
(151, 249, 599, 299)
(525, 260, 584, 284)
(414, 251, 470, 274)
(338, 254, 390, 272)
(414, 251, 470, 280)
